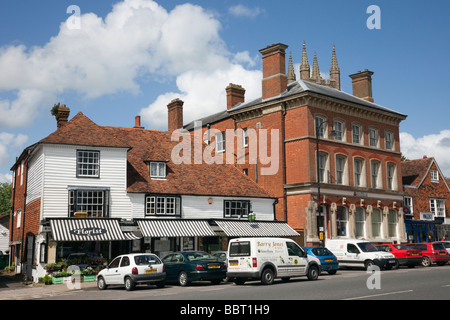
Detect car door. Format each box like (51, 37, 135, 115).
(117, 256, 131, 284)
(104, 256, 122, 284)
(286, 242, 307, 276)
(163, 254, 185, 281)
(346, 243, 361, 267)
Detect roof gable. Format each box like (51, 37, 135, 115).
(402, 157, 450, 191)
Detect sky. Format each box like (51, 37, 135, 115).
(0, 0, 449, 182)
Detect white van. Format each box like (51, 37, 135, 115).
(326, 239, 397, 270)
(226, 238, 321, 285)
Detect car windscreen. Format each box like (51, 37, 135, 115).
(393, 244, 408, 250)
(229, 241, 251, 257)
(357, 242, 378, 252)
(134, 255, 161, 266)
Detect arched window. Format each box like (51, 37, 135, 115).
(355, 207, 366, 238)
(372, 208, 382, 237)
(337, 206, 348, 236)
(388, 209, 397, 238)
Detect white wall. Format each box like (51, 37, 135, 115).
(41, 144, 131, 219)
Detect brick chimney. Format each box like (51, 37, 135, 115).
(56, 104, 70, 128)
(134, 115, 144, 129)
(349, 69, 374, 102)
(226, 83, 245, 110)
(167, 98, 184, 132)
(259, 43, 288, 100)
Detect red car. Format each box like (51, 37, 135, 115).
(405, 242, 450, 267)
(376, 244, 422, 268)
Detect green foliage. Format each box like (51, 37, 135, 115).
(50, 102, 61, 117)
(0, 183, 11, 215)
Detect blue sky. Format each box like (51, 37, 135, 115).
(0, 0, 450, 182)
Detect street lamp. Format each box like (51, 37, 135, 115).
(315, 119, 336, 246)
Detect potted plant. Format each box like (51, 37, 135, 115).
(82, 267, 96, 282)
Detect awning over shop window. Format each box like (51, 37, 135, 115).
(214, 220, 300, 237)
(49, 218, 140, 241)
(136, 219, 216, 238)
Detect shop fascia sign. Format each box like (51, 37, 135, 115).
(420, 212, 434, 221)
(69, 227, 107, 236)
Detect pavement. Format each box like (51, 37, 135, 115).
(0, 271, 97, 300)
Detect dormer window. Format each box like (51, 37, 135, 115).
(150, 162, 166, 179)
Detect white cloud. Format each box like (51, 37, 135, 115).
(228, 4, 264, 18)
(0, 133, 28, 167)
(400, 130, 450, 177)
(0, 173, 12, 184)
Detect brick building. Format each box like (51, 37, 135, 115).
(402, 156, 450, 242)
(184, 42, 408, 245)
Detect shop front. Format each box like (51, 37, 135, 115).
(405, 218, 442, 243)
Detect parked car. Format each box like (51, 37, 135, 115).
(441, 241, 450, 255)
(375, 244, 422, 268)
(212, 251, 228, 262)
(405, 242, 450, 267)
(162, 251, 226, 286)
(97, 253, 166, 291)
(303, 247, 339, 275)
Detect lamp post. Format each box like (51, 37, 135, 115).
(315, 120, 336, 246)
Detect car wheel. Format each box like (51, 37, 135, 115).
(125, 277, 136, 291)
(178, 271, 190, 287)
(307, 265, 319, 280)
(364, 260, 375, 270)
(261, 268, 274, 285)
(422, 256, 431, 267)
(97, 276, 107, 290)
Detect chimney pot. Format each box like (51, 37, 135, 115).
(226, 83, 245, 110)
(167, 98, 184, 132)
(349, 70, 374, 102)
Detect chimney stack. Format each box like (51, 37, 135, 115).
(259, 43, 288, 100)
(56, 104, 70, 128)
(134, 115, 144, 129)
(167, 98, 184, 132)
(226, 83, 245, 110)
(349, 69, 374, 102)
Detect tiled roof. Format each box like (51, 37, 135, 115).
(39, 112, 131, 149)
(401, 157, 434, 187)
(38, 113, 273, 198)
(106, 126, 274, 198)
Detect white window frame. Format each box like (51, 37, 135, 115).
(336, 206, 348, 237)
(318, 152, 329, 183)
(369, 127, 379, 148)
(76, 150, 100, 178)
(386, 162, 396, 190)
(430, 169, 439, 183)
(145, 195, 181, 216)
(335, 155, 348, 185)
(242, 128, 248, 147)
(150, 162, 166, 179)
(385, 131, 394, 150)
(315, 116, 327, 139)
(215, 132, 225, 153)
(370, 160, 381, 189)
(352, 123, 362, 145)
(430, 198, 445, 218)
(371, 208, 382, 238)
(404, 196, 414, 215)
(355, 207, 366, 238)
(388, 209, 398, 238)
(224, 200, 250, 218)
(333, 120, 345, 142)
(354, 158, 365, 187)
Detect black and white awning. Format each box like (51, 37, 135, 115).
(136, 219, 216, 238)
(214, 220, 300, 237)
(49, 218, 140, 241)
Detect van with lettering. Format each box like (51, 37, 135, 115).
(326, 239, 397, 270)
(226, 238, 321, 285)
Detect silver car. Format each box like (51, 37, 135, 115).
(97, 253, 166, 291)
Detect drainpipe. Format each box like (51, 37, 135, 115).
(282, 102, 288, 223)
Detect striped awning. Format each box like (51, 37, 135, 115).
(136, 219, 216, 237)
(49, 218, 140, 241)
(214, 220, 300, 237)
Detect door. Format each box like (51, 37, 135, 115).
(103, 256, 122, 284)
(345, 243, 361, 267)
(286, 242, 307, 276)
(162, 253, 184, 281)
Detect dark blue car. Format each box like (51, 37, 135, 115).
(162, 251, 226, 286)
(302, 247, 339, 275)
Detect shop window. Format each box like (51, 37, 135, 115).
(355, 207, 366, 238)
(68, 188, 109, 217)
(372, 208, 382, 237)
(388, 209, 397, 238)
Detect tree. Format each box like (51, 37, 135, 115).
(0, 183, 11, 215)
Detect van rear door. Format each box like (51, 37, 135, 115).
(228, 241, 252, 272)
